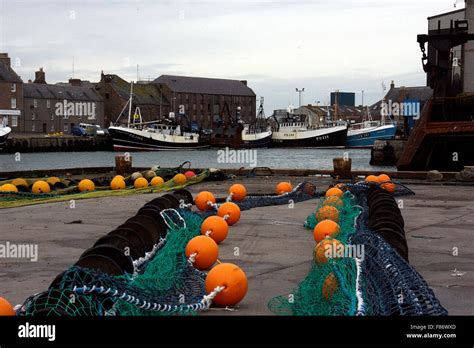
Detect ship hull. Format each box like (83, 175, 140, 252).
(210, 125, 272, 149)
(108, 127, 209, 151)
(271, 125, 348, 148)
(0, 127, 11, 150)
(346, 124, 396, 147)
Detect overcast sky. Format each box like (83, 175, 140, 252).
(0, 0, 464, 113)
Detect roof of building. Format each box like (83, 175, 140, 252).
(0, 60, 22, 83)
(153, 75, 256, 97)
(100, 74, 169, 105)
(370, 86, 433, 113)
(23, 83, 102, 101)
(428, 8, 465, 20)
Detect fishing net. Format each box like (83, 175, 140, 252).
(0, 170, 209, 209)
(230, 181, 318, 211)
(19, 209, 213, 316)
(268, 182, 447, 316)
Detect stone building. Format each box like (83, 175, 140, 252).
(0, 53, 23, 131)
(152, 75, 256, 128)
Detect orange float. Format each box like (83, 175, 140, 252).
(315, 206, 339, 223)
(377, 173, 390, 183)
(322, 196, 344, 208)
(314, 238, 344, 264)
(78, 179, 95, 192)
(205, 263, 248, 307)
(134, 177, 149, 189)
(11, 178, 28, 188)
(276, 182, 292, 194)
(313, 220, 340, 243)
(228, 184, 247, 201)
(365, 175, 379, 183)
(201, 216, 229, 244)
(110, 176, 126, 190)
(0, 297, 15, 316)
(0, 184, 18, 192)
(322, 272, 338, 301)
(195, 191, 216, 211)
(173, 173, 187, 185)
(381, 182, 396, 193)
(32, 180, 51, 194)
(150, 176, 164, 186)
(217, 202, 241, 226)
(185, 236, 219, 270)
(46, 177, 61, 186)
(325, 187, 343, 198)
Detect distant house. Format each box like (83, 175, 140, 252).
(293, 104, 367, 126)
(370, 81, 433, 134)
(152, 75, 256, 128)
(0, 53, 23, 131)
(96, 73, 170, 127)
(22, 68, 104, 133)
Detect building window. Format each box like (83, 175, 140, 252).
(11, 98, 16, 109)
(11, 83, 16, 92)
(31, 113, 35, 120)
(47, 100, 51, 108)
(105, 93, 110, 99)
(33, 99, 37, 108)
(51, 114, 54, 121)
(64, 124, 69, 133)
(32, 123, 35, 132)
(50, 124, 55, 132)
(11, 116, 18, 127)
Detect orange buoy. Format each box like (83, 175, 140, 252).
(11, 178, 28, 188)
(325, 187, 343, 198)
(217, 202, 241, 226)
(322, 196, 344, 208)
(150, 176, 165, 186)
(0, 297, 15, 316)
(322, 272, 338, 301)
(314, 238, 344, 264)
(184, 171, 196, 178)
(201, 216, 229, 244)
(46, 177, 61, 186)
(0, 184, 18, 192)
(228, 184, 247, 201)
(195, 191, 216, 211)
(173, 173, 187, 185)
(365, 175, 379, 183)
(32, 180, 51, 194)
(110, 176, 126, 190)
(114, 175, 125, 181)
(381, 181, 396, 193)
(315, 206, 339, 223)
(134, 177, 149, 189)
(276, 182, 292, 194)
(185, 236, 219, 270)
(377, 173, 390, 183)
(313, 220, 340, 243)
(78, 179, 95, 192)
(205, 263, 248, 307)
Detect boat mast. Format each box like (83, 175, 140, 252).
(128, 82, 134, 127)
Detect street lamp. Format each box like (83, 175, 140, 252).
(295, 88, 305, 108)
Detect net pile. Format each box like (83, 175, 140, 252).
(268, 182, 448, 316)
(0, 171, 209, 209)
(19, 209, 211, 316)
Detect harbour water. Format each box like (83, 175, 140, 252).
(0, 148, 395, 172)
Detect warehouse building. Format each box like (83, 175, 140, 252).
(0, 53, 23, 131)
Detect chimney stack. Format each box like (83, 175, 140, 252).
(390, 80, 395, 89)
(0, 53, 11, 67)
(240, 80, 248, 86)
(69, 78, 82, 86)
(34, 67, 46, 84)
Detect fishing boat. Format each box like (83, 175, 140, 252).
(210, 97, 272, 149)
(0, 118, 11, 150)
(108, 82, 209, 151)
(346, 106, 396, 147)
(271, 107, 348, 148)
